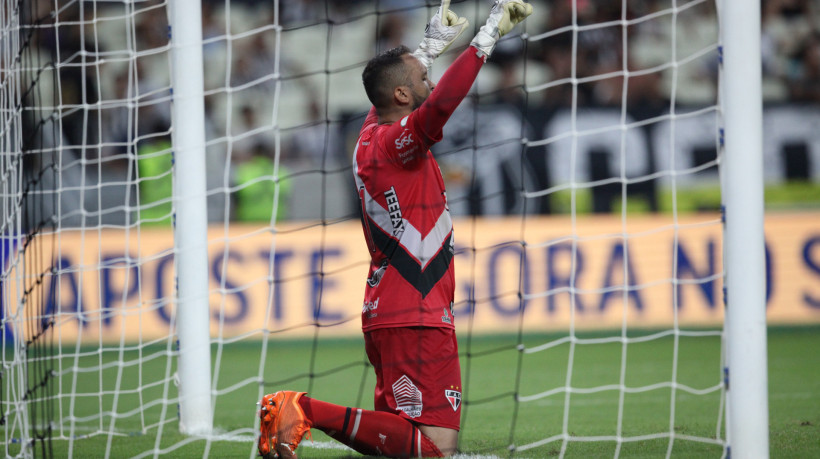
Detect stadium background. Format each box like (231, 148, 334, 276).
(16, 0, 820, 340)
(3, 1, 819, 457)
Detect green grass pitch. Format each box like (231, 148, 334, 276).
(4, 327, 818, 457)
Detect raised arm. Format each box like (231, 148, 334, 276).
(412, 46, 484, 144)
(360, 0, 472, 142)
(413, 0, 534, 144)
(363, 0, 533, 164)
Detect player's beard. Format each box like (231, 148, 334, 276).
(413, 93, 427, 110)
(411, 89, 428, 110)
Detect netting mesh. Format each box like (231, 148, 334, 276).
(2, 0, 62, 455)
(1, 0, 730, 457)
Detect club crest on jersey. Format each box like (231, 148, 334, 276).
(392, 375, 423, 418)
(445, 390, 461, 411)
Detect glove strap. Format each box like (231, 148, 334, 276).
(470, 25, 499, 59)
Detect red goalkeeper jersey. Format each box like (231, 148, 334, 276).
(352, 46, 484, 332)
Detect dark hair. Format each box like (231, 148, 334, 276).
(362, 45, 412, 110)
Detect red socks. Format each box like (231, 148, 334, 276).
(299, 396, 443, 458)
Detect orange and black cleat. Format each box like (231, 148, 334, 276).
(258, 391, 312, 459)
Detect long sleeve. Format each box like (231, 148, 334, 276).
(358, 46, 485, 170)
(413, 45, 485, 144)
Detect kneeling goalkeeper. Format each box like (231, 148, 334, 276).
(258, 1, 532, 457)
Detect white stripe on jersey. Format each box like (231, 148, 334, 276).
(357, 179, 452, 269)
(353, 137, 453, 269)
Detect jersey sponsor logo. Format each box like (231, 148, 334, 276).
(398, 145, 419, 165)
(445, 389, 461, 411)
(383, 186, 404, 236)
(400, 115, 409, 127)
(392, 375, 423, 418)
(394, 129, 418, 164)
(362, 298, 379, 318)
(441, 307, 452, 324)
(395, 130, 414, 149)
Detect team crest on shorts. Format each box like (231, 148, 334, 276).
(392, 375, 423, 418)
(445, 389, 461, 411)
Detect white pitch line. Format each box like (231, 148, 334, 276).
(300, 440, 356, 451)
(301, 441, 508, 458)
(204, 434, 512, 458)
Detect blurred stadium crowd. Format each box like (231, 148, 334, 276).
(19, 0, 820, 225)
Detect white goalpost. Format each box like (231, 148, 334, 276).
(1, 0, 771, 457)
(719, 0, 769, 456)
(168, 0, 213, 436)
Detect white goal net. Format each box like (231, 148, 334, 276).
(2, 0, 767, 457)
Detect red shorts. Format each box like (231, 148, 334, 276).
(364, 327, 462, 430)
